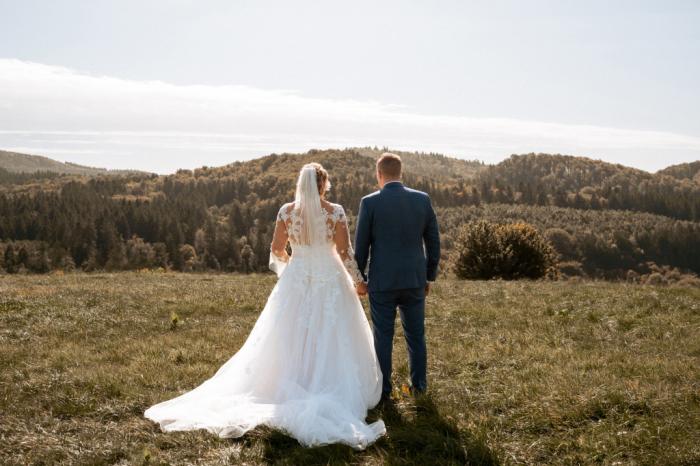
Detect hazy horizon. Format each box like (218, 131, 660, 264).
(1, 0, 699, 174)
(2, 135, 698, 176)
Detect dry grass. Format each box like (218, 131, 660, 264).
(0, 272, 698, 465)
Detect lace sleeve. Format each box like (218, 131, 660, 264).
(333, 205, 364, 286)
(269, 204, 290, 277)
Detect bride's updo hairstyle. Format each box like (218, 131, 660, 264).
(307, 162, 330, 197)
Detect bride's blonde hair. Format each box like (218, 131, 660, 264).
(307, 162, 330, 197)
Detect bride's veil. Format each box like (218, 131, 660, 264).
(294, 164, 325, 245)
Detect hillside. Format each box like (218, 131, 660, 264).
(477, 153, 700, 221)
(0, 150, 148, 176)
(0, 147, 699, 279)
(657, 160, 700, 183)
(353, 146, 486, 183)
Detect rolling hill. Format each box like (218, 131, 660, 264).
(0, 150, 149, 176)
(0, 147, 698, 280)
(475, 153, 700, 221)
(657, 160, 700, 183)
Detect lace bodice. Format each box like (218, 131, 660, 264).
(269, 201, 364, 285)
(276, 201, 344, 245)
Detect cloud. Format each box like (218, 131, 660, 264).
(1, 58, 698, 173)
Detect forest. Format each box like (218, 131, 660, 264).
(1, 147, 699, 283)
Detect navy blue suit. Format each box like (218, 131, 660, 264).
(354, 181, 440, 395)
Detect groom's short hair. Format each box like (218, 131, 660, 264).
(377, 152, 402, 179)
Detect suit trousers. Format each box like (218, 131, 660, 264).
(368, 287, 427, 395)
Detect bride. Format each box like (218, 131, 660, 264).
(144, 163, 386, 450)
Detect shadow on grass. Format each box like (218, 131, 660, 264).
(249, 393, 499, 466)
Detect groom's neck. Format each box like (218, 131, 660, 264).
(380, 178, 401, 188)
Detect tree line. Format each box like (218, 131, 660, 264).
(0, 148, 698, 278)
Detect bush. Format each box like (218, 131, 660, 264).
(178, 244, 197, 272)
(559, 260, 585, 278)
(126, 235, 156, 270)
(636, 262, 700, 287)
(643, 272, 666, 286)
(453, 220, 557, 280)
(544, 228, 577, 261)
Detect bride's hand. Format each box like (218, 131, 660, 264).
(356, 282, 368, 296)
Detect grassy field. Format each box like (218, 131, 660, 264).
(0, 272, 698, 465)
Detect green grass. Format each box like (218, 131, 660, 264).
(1, 272, 698, 465)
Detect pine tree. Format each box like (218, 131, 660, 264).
(4, 243, 16, 273)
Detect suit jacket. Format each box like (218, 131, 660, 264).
(354, 181, 440, 292)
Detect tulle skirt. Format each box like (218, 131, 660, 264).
(144, 244, 386, 449)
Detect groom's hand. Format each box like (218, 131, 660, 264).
(425, 282, 431, 296)
(356, 282, 368, 296)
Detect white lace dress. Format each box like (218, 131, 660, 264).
(144, 201, 386, 450)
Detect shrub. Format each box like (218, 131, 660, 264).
(636, 262, 700, 287)
(452, 220, 503, 279)
(674, 276, 700, 287)
(178, 244, 197, 272)
(544, 228, 577, 261)
(643, 272, 666, 286)
(453, 220, 557, 280)
(126, 235, 156, 270)
(559, 260, 585, 278)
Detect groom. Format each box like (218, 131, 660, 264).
(354, 153, 441, 401)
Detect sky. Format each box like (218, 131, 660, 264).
(1, 0, 699, 174)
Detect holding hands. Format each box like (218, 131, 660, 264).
(357, 282, 431, 296)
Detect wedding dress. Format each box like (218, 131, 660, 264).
(144, 165, 386, 450)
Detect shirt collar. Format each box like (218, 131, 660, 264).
(382, 180, 403, 189)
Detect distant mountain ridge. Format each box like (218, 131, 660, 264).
(0, 150, 149, 176)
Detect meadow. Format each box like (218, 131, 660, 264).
(1, 272, 698, 465)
